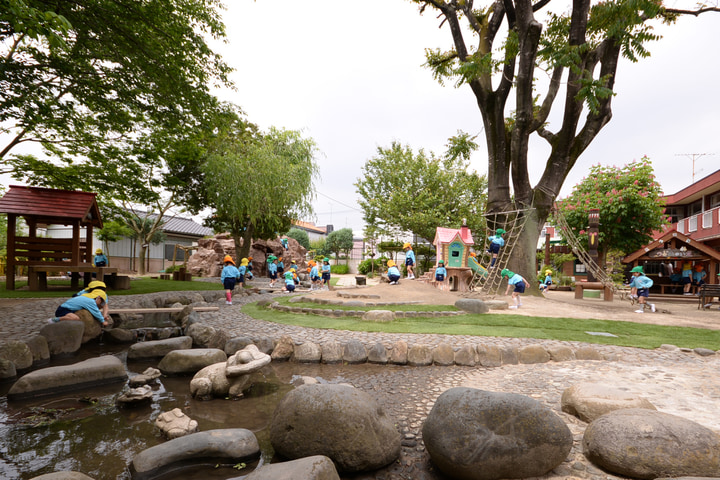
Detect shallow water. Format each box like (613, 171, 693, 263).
(0, 344, 375, 480)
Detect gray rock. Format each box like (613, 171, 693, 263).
(272, 335, 295, 361)
(476, 344, 502, 367)
(154, 407, 199, 439)
(484, 300, 508, 310)
(269, 384, 401, 472)
(0, 358, 16, 381)
(131, 428, 259, 477)
(244, 455, 340, 480)
(562, 382, 657, 422)
(24, 334, 50, 366)
(547, 345, 575, 362)
(128, 367, 161, 387)
(454, 298, 489, 314)
(367, 342, 388, 364)
(432, 343, 455, 366)
(116, 385, 153, 408)
(321, 341, 343, 364)
(694, 347, 716, 356)
(225, 336, 254, 355)
(104, 328, 136, 344)
(0, 340, 33, 371)
(423, 387, 572, 480)
(293, 342, 322, 363)
(127, 336, 193, 360)
(158, 348, 227, 375)
(518, 344, 551, 364)
(575, 346, 603, 360)
(389, 340, 408, 365)
(342, 340, 367, 364)
(361, 310, 395, 322)
(500, 345, 519, 365)
(407, 344, 433, 366)
(454, 345, 477, 366)
(40, 321, 84, 356)
(253, 336, 275, 355)
(28, 472, 95, 480)
(185, 322, 217, 347)
(73, 308, 104, 343)
(8, 356, 127, 401)
(583, 409, 720, 479)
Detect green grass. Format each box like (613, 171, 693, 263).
(0, 277, 223, 298)
(242, 301, 720, 350)
(272, 296, 456, 312)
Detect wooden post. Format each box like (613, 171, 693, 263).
(587, 209, 600, 282)
(6, 214, 16, 290)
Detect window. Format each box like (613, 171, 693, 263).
(710, 192, 720, 208)
(703, 211, 713, 229)
(678, 220, 685, 234)
(574, 261, 586, 274)
(688, 215, 698, 232)
(688, 200, 703, 216)
(665, 206, 683, 224)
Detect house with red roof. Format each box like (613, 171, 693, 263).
(433, 224, 474, 268)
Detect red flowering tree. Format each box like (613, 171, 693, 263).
(555, 157, 668, 261)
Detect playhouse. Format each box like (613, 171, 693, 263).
(433, 224, 475, 291)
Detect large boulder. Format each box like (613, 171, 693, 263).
(244, 455, 340, 480)
(269, 384, 401, 473)
(131, 429, 260, 478)
(0, 340, 33, 371)
(422, 387, 573, 480)
(454, 298, 489, 314)
(158, 348, 227, 375)
(74, 308, 103, 343)
(561, 382, 657, 422)
(8, 356, 127, 401)
(40, 321, 84, 356)
(583, 408, 720, 479)
(127, 336, 193, 360)
(29, 473, 95, 480)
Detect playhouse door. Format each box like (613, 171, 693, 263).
(448, 242, 463, 268)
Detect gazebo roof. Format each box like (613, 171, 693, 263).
(434, 226, 474, 245)
(622, 228, 720, 264)
(0, 185, 103, 227)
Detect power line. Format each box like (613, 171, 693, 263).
(315, 191, 363, 212)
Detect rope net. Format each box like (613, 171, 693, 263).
(470, 208, 534, 295)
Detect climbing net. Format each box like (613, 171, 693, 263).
(470, 207, 534, 295)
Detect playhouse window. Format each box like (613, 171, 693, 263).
(451, 251, 460, 258)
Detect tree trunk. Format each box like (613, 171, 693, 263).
(235, 222, 254, 261)
(138, 244, 147, 275)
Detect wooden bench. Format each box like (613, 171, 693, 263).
(574, 281, 614, 301)
(698, 284, 720, 310)
(28, 264, 119, 291)
(656, 284, 697, 295)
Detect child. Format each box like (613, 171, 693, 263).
(435, 260, 448, 290)
(221, 255, 240, 305)
(321, 257, 331, 290)
(283, 270, 296, 293)
(277, 257, 285, 276)
(309, 260, 320, 290)
(387, 260, 401, 285)
(290, 260, 299, 284)
(246, 257, 254, 280)
(281, 236, 289, 250)
(49, 290, 110, 326)
(501, 268, 530, 309)
(487, 228, 506, 268)
(267, 255, 278, 288)
(628, 266, 655, 313)
(238, 258, 248, 288)
(93, 248, 108, 267)
(403, 243, 416, 279)
(73, 280, 110, 318)
(692, 264, 707, 293)
(681, 262, 693, 295)
(539, 269, 553, 293)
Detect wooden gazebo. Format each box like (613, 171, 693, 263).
(0, 185, 114, 290)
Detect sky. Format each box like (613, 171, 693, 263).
(2, 1, 718, 236)
(211, 0, 719, 235)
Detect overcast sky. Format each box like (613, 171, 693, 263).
(212, 0, 719, 235)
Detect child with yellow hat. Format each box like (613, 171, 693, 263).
(387, 260, 401, 285)
(539, 269, 553, 293)
(49, 290, 110, 326)
(403, 243, 416, 280)
(220, 255, 240, 305)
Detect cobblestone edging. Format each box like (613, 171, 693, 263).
(268, 300, 463, 318)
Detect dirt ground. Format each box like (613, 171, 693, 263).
(319, 278, 720, 331)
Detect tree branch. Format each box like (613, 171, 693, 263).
(664, 6, 720, 15)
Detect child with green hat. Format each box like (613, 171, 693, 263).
(487, 228, 506, 268)
(628, 266, 655, 313)
(502, 268, 530, 309)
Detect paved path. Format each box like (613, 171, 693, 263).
(3, 284, 720, 480)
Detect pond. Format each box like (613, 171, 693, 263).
(0, 343, 392, 480)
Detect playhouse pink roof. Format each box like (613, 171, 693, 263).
(434, 226, 474, 245)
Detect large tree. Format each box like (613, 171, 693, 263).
(355, 132, 487, 242)
(1, 0, 231, 201)
(203, 127, 319, 259)
(412, 0, 718, 285)
(325, 228, 355, 264)
(556, 158, 667, 262)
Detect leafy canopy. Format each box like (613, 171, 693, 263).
(555, 157, 668, 257)
(325, 228, 355, 262)
(286, 228, 311, 250)
(355, 132, 487, 242)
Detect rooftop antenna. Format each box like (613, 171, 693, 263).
(675, 153, 715, 183)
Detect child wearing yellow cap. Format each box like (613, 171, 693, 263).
(220, 255, 240, 305)
(49, 290, 110, 326)
(387, 260, 401, 285)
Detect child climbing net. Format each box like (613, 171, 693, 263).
(471, 208, 534, 295)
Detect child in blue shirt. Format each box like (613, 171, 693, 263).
(628, 265, 655, 313)
(283, 270, 296, 293)
(403, 243, 416, 279)
(221, 255, 241, 305)
(309, 261, 320, 290)
(237, 258, 248, 288)
(434, 260, 448, 290)
(321, 257, 331, 290)
(387, 260, 401, 285)
(93, 248, 108, 267)
(502, 268, 530, 309)
(539, 269, 553, 293)
(49, 290, 110, 326)
(488, 228, 505, 267)
(267, 255, 278, 287)
(277, 257, 285, 275)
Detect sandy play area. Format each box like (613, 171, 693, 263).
(316, 278, 720, 331)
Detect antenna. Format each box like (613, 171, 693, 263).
(675, 153, 715, 183)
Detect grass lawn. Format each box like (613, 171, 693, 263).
(244, 299, 720, 351)
(0, 277, 223, 298)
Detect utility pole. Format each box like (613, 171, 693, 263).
(675, 153, 715, 183)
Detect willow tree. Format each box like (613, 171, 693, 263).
(412, 0, 718, 281)
(203, 127, 319, 260)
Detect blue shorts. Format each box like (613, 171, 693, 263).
(223, 278, 237, 290)
(681, 277, 691, 285)
(388, 274, 401, 282)
(405, 258, 414, 266)
(286, 283, 295, 292)
(322, 272, 331, 281)
(488, 243, 501, 254)
(269, 272, 277, 280)
(311, 275, 320, 282)
(435, 274, 445, 282)
(637, 288, 649, 298)
(54, 306, 75, 318)
(513, 283, 526, 293)
(278, 267, 284, 274)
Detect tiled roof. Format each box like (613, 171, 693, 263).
(145, 213, 213, 237)
(292, 220, 327, 234)
(434, 226, 474, 245)
(0, 185, 102, 227)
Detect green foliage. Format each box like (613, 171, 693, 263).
(96, 220, 133, 257)
(357, 257, 388, 275)
(286, 228, 311, 250)
(330, 264, 349, 275)
(355, 135, 487, 242)
(325, 228, 354, 264)
(555, 158, 668, 257)
(309, 238, 330, 258)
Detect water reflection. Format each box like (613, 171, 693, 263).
(0, 354, 382, 480)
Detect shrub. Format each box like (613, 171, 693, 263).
(286, 228, 311, 250)
(358, 257, 387, 275)
(330, 264, 349, 275)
